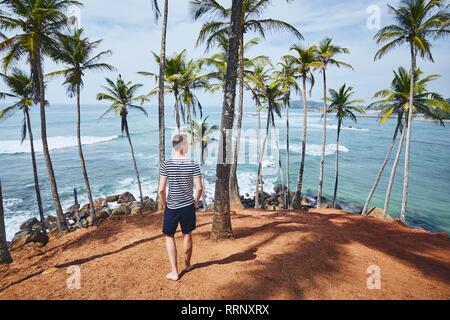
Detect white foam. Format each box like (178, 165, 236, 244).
(0, 136, 118, 154)
(309, 124, 369, 132)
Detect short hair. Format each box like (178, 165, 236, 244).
(172, 134, 188, 150)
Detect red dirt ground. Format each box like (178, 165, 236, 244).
(0, 209, 449, 300)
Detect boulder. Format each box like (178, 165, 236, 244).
(207, 203, 215, 211)
(111, 205, 131, 216)
(78, 210, 90, 220)
(105, 194, 120, 203)
(64, 204, 79, 219)
(93, 198, 107, 209)
(274, 184, 286, 194)
(142, 198, 156, 213)
(131, 206, 142, 216)
(10, 229, 49, 251)
(19, 218, 39, 231)
(129, 201, 141, 210)
(118, 192, 136, 204)
(96, 208, 110, 224)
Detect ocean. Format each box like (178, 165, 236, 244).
(1, 103, 449, 239)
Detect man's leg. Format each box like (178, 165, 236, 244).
(165, 236, 179, 281)
(183, 233, 193, 272)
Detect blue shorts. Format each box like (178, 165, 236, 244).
(163, 204, 197, 236)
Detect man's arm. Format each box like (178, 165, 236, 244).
(193, 176, 203, 209)
(158, 176, 168, 209)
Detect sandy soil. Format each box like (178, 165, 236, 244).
(0, 209, 449, 300)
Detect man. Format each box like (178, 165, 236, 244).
(158, 134, 203, 281)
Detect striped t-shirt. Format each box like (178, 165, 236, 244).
(160, 158, 202, 210)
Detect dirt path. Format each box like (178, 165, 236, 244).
(1, 209, 449, 300)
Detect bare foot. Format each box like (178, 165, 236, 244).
(166, 272, 179, 281)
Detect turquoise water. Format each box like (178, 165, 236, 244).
(0, 103, 449, 239)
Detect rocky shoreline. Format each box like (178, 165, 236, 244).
(9, 191, 157, 251)
(8, 184, 430, 251)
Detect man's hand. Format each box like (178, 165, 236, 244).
(194, 200, 199, 210)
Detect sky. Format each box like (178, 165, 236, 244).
(4, 0, 450, 106)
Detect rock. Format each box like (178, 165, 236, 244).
(19, 218, 39, 231)
(86, 215, 94, 227)
(129, 201, 141, 210)
(131, 206, 142, 215)
(64, 204, 79, 219)
(142, 198, 156, 213)
(93, 198, 107, 209)
(111, 205, 131, 216)
(78, 210, 90, 220)
(276, 204, 284, 211)
(207, 203, 215, 211)
(274, 184, 281, 194)
(96, 209, 110, 224)
(48, 226, 62, 239)
(10, 229, 49, 251)
(118, 192, 136, 204)
(106, 194, 120, 203)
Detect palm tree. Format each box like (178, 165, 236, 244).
(97, 75, 148, 210)
(0, 0, 82, 233)
(0, 69, 47, 235)
(139, 50, 209, 142)
(246, 61, 271, 208)
(251, 77, 284, 209)
(285, 44, 323, 209)
(0, 179, 12, 264)
(273, 57, 300, 209)
(191, 0, 303, 210)
(316, 38, 353, 208)
(210, 0, 243, 240)
(374, 0, 449, 222)
(200, 35, 269, 208)
(326, 85, 364, 208)
(151, 0, 168, 211)
(48, 28, 114, 226)
(151, 0, 168, 167)
(186, 116, 219, 211)
(367, 67, 449, 217)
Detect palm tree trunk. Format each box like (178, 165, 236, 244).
(0, 180, 13, 264)
(124, 118, 144, 211)
(201, 146, 208, 212)
(211, 0, 243, 240)
(256, 110, 271, 210)
(36, 55, 68, 232)
(317, 69, 328, 208)
(24, 109, 46, 235)
(384, 123, 406, 217)
(229, 29, 245, 210)
(362, 117, 401, 215)
(292, 77, 309, 209)
(76, 86, 97, 225)
(255, 103, 262, 209)
(332, 118, 342, 208)
(156, 0, 169, 211)
(285, 97, 291, 209)
(400, 45, 416, 223)
(272, 122, 286, 209)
